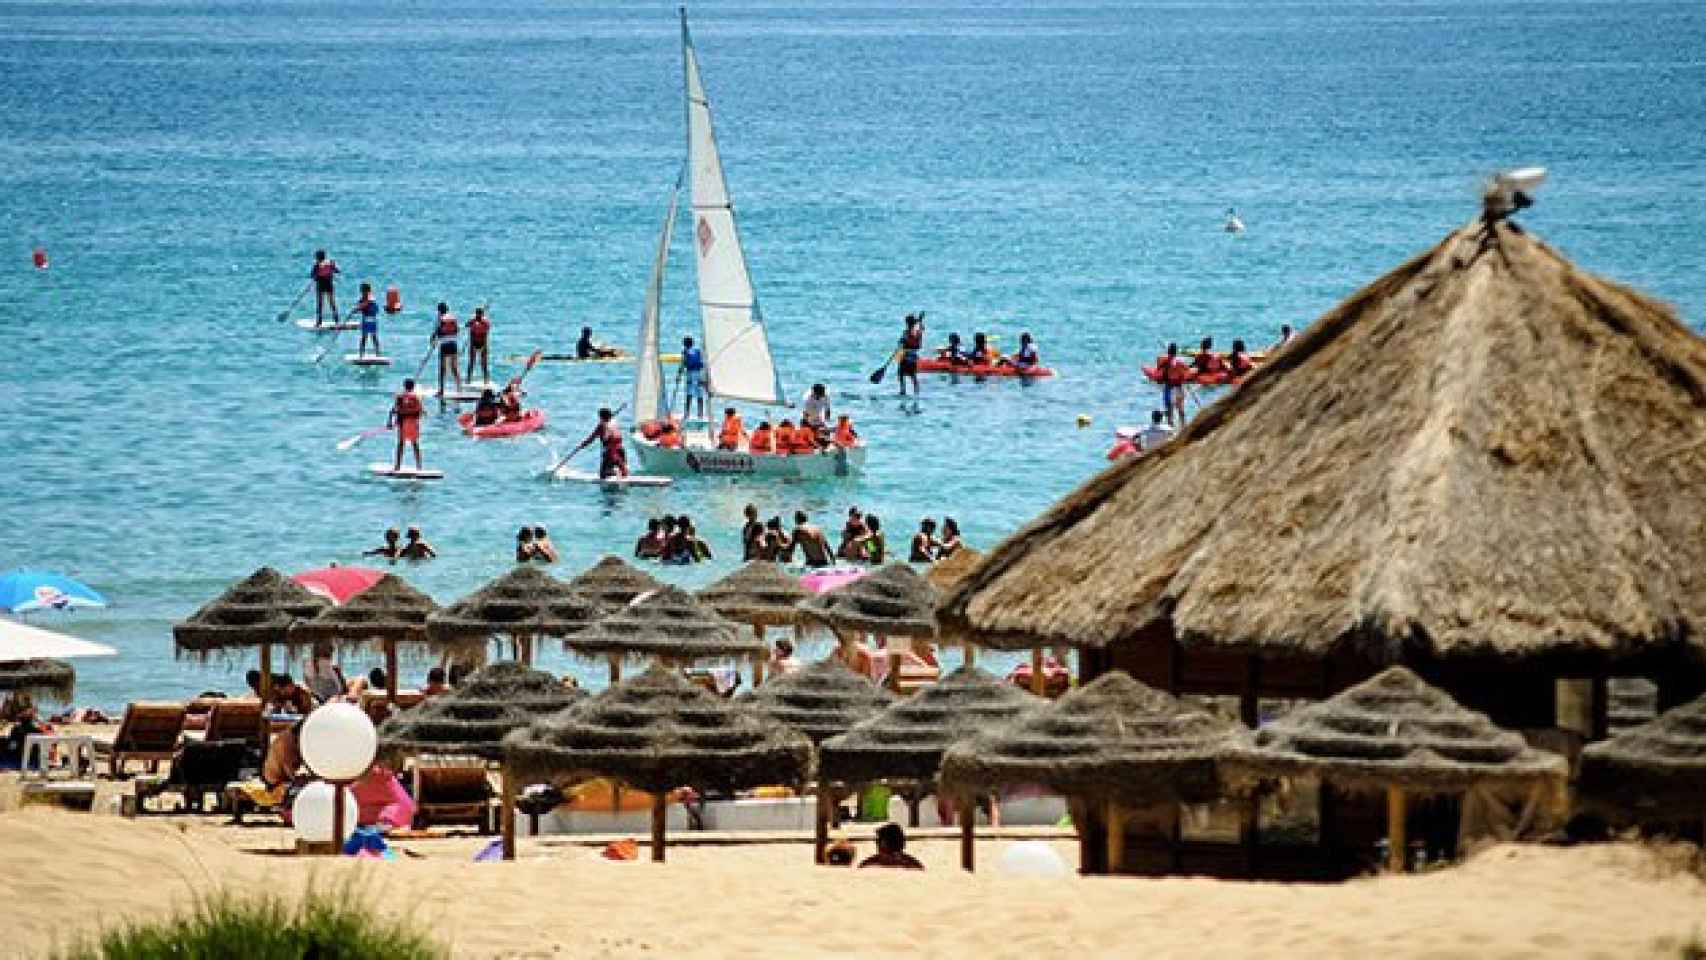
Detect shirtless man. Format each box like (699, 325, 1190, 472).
(363, 527, 402, 562)
(909, 518, 939, 562)
(399, 526, 437, 562)
(791, 511, 833, 568)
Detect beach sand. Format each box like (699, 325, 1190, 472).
(0, 808, 1699, 958)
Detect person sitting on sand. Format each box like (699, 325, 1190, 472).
(792, 511, 833, 568)
(859, 822, 924, 870)
(635, 518, 667, 560)
(422, 667, 450, 698)
(910, 518, 939, 562)
(400, 526, 437, 562)
(837, 508, 868, 562)
(533, 526, 558, 563)
(364, 527, 402, 562)
(936, 518, 963, 559)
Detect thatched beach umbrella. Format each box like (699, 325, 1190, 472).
(698, 561, 811, 685)
(1220, 667, 1566, 872)
(941, 672, 1249, 873)
(924, 548, 984, 594)
(0, 658, 75, 702)
(378, 661, 585, 859)
(798, 563, 940, 692)
(567, 586, 765, 683)
(289, 574, 440, 704)
(818, 667, 1038, 868)
(504, 664, 812, 861)
(426, 566, 607, 666)
(938, 206, 1706, 728)
(173, 567, 331, 740)
(564, 556, 667, 609)
(1578, 692, 1706, 833)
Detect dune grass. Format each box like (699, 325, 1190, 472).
(58, 883, 446, 960)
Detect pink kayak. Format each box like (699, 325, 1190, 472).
(459, 409, 547, 439)
(800, 567, 869, 594)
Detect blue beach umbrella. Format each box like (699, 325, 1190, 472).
(0, 570, 108, 613)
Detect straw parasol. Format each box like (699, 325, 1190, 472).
(378, 661, 586, 859)
(173, 567, 331, 740)
(566, 586, 765, 681)
(504, 664, 812, 861)
(427, 566, 607, 665)
(698, 561, 812, 685)
(797, 563, 943, 691)
(289, 574, 440, 703)
(564, 556, 667, 609)
(938, 211, 1706, 701)
(1578, 692, 1706, 828)
(1220, 667, 1566, 871)
(0, 658, 75, 702)
(925, 547, 984, 593)
(740, 658, 895, 745)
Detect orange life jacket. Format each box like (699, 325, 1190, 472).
(832, 420, 857, 447)
(772, 425, 796, 454)
(395, 392, 423, 420)
(1161, 358, 1190, 386)
(748, 427, 773, 454)
(1198, 352, 1226, 375)
(718, 415, 744, 449)
(658, 429, 682, 449)
(1230, 352, 1254, 375)
(787, 427, 819, 454)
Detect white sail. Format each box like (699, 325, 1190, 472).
(634, 175, 682, 424)
(681, 10, 786, 407)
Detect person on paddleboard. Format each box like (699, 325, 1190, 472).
(678, 336, 707, 419)
(896, 314, 924, 396)
(465, 307, 492, 385)
(353, 282, 381, 358)
(571, 407, 629, 479)
(1154, 342, 1190, 429)
(388, 379, 425, 471)
(433, 303, 463, 396)
(310, 250, 340, 326)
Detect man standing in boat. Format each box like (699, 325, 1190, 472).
(678, 336, 707, 420)
(801, 383, 833, 443)
(570, 407, 630, 479)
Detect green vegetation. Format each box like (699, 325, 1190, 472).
(58, 885, 445, 960)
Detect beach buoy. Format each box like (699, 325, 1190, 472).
(1075, 414, 1091, 428)
(31, 247, 48, 270)
(384, 284, 403, 314)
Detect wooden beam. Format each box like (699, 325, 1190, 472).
(1105, 800, 1125, 874)
(814, 788, 831, 864)
(963, 644, 976, 669)
(1031, 648, 1046, 696)
(1590, 675, 1610, 741)
(501, 765, 517, 861)
(258, 644, 273, 745)
(384, 639, 399, 705)
(752, 622, 767, 688)
(1387, 787, 1406, 873)
(959, 798, 976, 872)
(650, 793, 667, 863)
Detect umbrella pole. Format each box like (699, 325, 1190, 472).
(751, 622, 766, 687)
(1387, 787, 1407, 872)
(1105, 800, 1125, 875)
(501, 764, 517, 861)
(963, 642, 976, 670)
(385, 640, 398, 705)
(650, 793, 667, 863)
(1031, 647, 1045, 696)
(958, 797, 976, 872)
(886, 635, 903, 694)
(814, 787, 830, 864)
(258, 644, 273, 745)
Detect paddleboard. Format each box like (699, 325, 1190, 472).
(520, 352, 681, 365)
(345, 354, 392, 367)
(552, 468, 672, 487)
(294, 319, 361, 332)
(368, 463, 444, 481)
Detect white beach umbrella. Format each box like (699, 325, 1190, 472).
(0, 616, 117, 661)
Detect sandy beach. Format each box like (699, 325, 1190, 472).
(0, 807, 1698, 959)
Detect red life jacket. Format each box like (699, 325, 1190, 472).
(469, 317, 490, 345)
(718, 415, 744, 449)
(658, 428, 682, 449)
(313, 260, 336, 280)
(1230, 352, 1254, 375)
(396, 392, 423, 420)
(1199, 353, 1226, 374)
(601, 423, 624, 454)
(1162, 358, 1190, 386)
(748, 428, 773, 453)
(903, 328, 923, 350)
(833, 420, 857, 447)
(436, 315, 458, 338)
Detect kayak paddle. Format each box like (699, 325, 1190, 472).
(548, 401, 628, 474)
(337, 425, 389, 452)
(275, 281, 313, 323)
(868, 347, 900, 385)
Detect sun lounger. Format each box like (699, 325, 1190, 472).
(412, 757, 493, 832)
(109, 702, 187, 778)
(182, 696, 226, 732)
(201, 699, 265, 752)
(359, 689, 426, 726)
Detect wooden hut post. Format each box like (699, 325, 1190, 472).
(501, 764, 518, 861)
(814, 788, 831, 864)
(962, 643, 976, 669)
(258, 644, 274, 743)
(1589, 675, 1610, 741)
(608, 654, 622, 685)
(752, 623, 766, 687)
(1031, 647, 1046, 696)
(650, 793, 668, 863)
(958, 797, 976, 872)
(385, 639, 399, 705)
(1105, 800, 1125, 875)
(1386, 787, 1407, 872)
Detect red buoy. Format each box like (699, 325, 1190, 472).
(384, 284, 403, 314)
(31, 247, 48, 270)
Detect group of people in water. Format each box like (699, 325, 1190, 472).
(728, 505, 964, 568)
(1149, 325, 1294, 427)
(633, 515, 714, 564)
(362, 526, 439, 562)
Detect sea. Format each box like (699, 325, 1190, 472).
(3, 0, 1704, 709)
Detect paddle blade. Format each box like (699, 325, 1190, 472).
(869, 366, 887, 384)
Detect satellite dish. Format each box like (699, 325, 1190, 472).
(1484, 167, 1548, 221)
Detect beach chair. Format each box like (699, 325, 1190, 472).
(182, 696, 226, 732)
(201, 699, 265, 753)
(109, 702, 187, 778)
(411, 757, 493, 833)
(360, 689, 426, 726)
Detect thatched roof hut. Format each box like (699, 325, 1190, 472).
(940, 671, 1247, 806)
(939, 214, 1706, 700)
(1578, 692, 1706, 825)
(925, 548, 985, 593)
(504, 664, 811, 861)
(739, 658, 895, 745)
(289, 574, 439, 646)
(564, 556, 667, 609)
(817, 667, 1037, 787)
(698, 561, 811, 628)
(426, 566, 607, 655)
(378, 662, 584, 764)
(797, 563, 938, 639)
(565, 586, 765, 665)
(0, 658, 75, 702)
(171, 567, 330, 658)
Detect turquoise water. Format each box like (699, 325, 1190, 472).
(3, 0, 1705, 708)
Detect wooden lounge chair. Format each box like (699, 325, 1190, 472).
(360, 689, 426, 726)
(201, 699, 265, 753)
(109, 702, 188, 778)
(412, 757, 493, 832)
(182, 696, 226, 732)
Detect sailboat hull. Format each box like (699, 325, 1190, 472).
(632, 433, 865, 478)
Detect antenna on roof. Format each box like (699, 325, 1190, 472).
(1483, 167, 1547, 223)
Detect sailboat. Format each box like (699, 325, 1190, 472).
(627, 10, 866, 480)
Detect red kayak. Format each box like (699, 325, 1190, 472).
(917, 357, 1054, 378)
(459, 409, 547, 439)
(1142, 365, 1246, 387)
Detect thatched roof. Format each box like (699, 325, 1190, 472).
(564, 556, 667, 609)
(697, 561, 812, 627)
(1220, 667, 1566, 795)
(378, 661, 584, 764)
(565, 586, 765, 663)
(503, 664, 812, 793)
(817, 667, 1038, 787)
(939, 672, 1248, 805)
(289, 574, 439, 645)
(0, 658, 75, 701)
(940, 217, 1706, 671)
(738, 659, 896, 744)
(925, 548, 985, 593)
(426, 566, 607, 645)
(172, 567, 331, 656)
(1578, 692, 1706, 822)
(797, 563, 939, 639)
